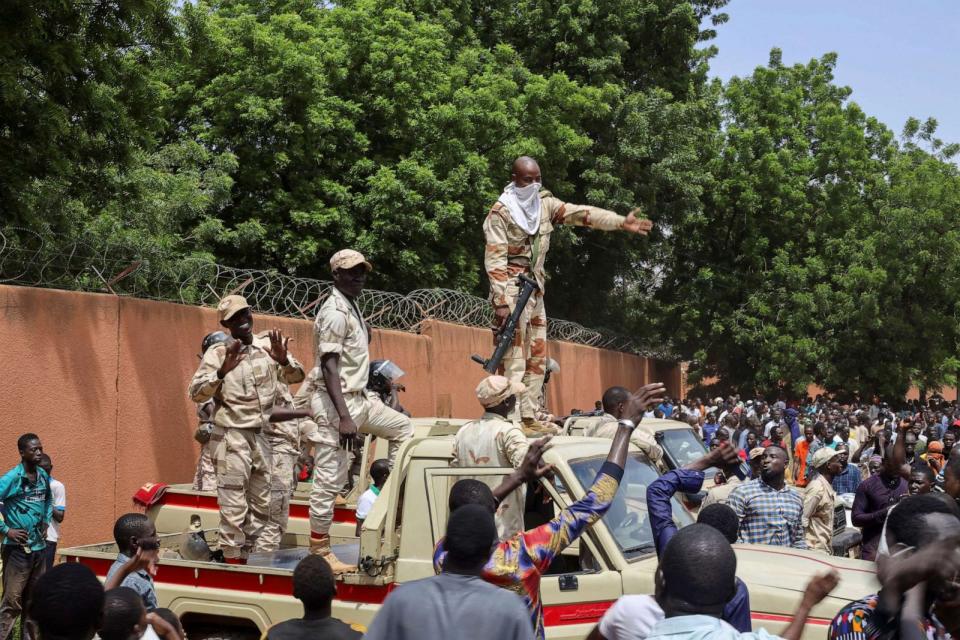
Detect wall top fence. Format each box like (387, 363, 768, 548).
(0, 226, 676, 360)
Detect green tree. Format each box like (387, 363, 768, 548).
(659, 50, 960, 399)
(0, 0, 176, 230)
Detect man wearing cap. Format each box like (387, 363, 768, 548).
(188, 296, 304, 564)
(452, 376, 530, 539)
(802, 447, 842, 553)
(484, 156, 654, 434)
(307, 249, 414, 571)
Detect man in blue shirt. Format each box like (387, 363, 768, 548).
(656, 398, 674, 418)
(829, 444, 862, 495)
(0, 433, 52, 640)
(645, 443, 752, 632)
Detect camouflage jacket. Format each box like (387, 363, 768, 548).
(483, 190, 625, 306)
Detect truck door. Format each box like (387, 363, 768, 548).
(424, 467, 624, 639)
(535, 474, 624, 639)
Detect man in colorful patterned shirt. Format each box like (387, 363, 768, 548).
(483, 156, 653, 433)
(727, 446, 808, 549)
(435, 382, 667, 639)
(0, 433, 52, 640)
(829, 494, 960, 640)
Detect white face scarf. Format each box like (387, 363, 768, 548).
(498, 181, 542, 236)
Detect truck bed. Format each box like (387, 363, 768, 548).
(61, 531, 390, 635)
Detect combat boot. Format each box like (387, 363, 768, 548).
(309, 533, 356, 574)
(521, 417, 559, 437)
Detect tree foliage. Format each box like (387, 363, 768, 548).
(660, 51, 960, 398)
(4, 2, 960, 398)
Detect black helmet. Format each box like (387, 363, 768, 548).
(201, 331, 229, 354)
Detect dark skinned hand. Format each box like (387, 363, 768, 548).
(493, 305, 510, 330)
(517, 435, 555, 483)
(622, 383, 667, 424)
(218, 340, 246, 378)
(338, 414, 361, 451)
(5, 529, 28, 545)
(707, 442, 742, 469)
(266, 329, 290, 365)
(802, 571, 840, 607)
(128, 546, 159, 578)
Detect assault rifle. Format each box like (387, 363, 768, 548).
(471, 274, 540, 373)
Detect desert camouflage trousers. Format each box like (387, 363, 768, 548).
(259, 443, 298, 552)
(211, 427, 271, 560)
(192, 440, 217, 492)
(501, 289, 547, 421)
(308, 390, 413, 538)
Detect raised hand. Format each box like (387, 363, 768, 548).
(130, 546, 160, 578)
(802, 570, 840, 607)
(266, 328, 290, 365)
(622, 209, 654, 236)
(217, 339, 246, 378)
(708, 442, 741, 468)
(518, 435, 555, 483)
(622, 383, 667, 424)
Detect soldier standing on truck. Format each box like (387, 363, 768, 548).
(188, 295, 305, 564)
(484, 156, 654, 434)
(452, 376, 530, 539)
(308, 250, 414, 572)
(192, 331, 228, 492)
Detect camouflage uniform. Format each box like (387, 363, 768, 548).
(451, 376, 530, 539)
(191, 399, 218, 492)
(308, 281, 414, 570)
(188, 303, 305, 562)
(584, 414, 666, 471)
(484, 192, 626, 422)
(258, 383, 305, 552)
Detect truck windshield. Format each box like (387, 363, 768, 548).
(657, 429, 717, 480)
(567, 454, 694, 561)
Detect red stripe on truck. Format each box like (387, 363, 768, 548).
(64, 554, 393, 601)
(159, 492, 356, 523)
(542, 601, 613, 626)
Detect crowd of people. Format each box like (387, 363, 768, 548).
(9, 386, 960, 640)
(4, 349, 960, 640)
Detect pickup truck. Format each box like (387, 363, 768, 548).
(149, 418, 469, 540)
(62, 435, 878, 640)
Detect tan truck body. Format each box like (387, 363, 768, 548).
(62, 435, 878, 639)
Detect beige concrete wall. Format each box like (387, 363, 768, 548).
(0, 284, 679, 544)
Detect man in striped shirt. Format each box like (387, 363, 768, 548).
(727, 446, 808, 549)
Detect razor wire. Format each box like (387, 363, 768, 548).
(0, 227, 670, 358)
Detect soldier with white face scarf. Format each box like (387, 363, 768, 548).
(483, 156, 653, 434)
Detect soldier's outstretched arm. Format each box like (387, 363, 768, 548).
(548, 197, 652, 235)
